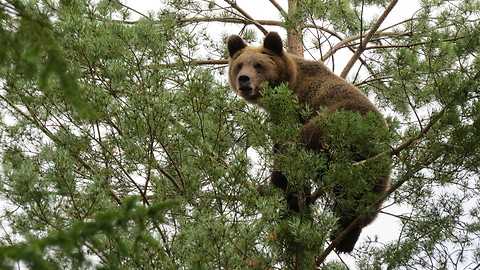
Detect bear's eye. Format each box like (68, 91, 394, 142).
(235, 63, 243, 72)
(254, 63, 263, 70)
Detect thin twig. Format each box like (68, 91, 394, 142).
(268, 0, 285, 13)
(223, 0, 268, 35)
(402, 81, 424, 130)
(115, 1, 148, 18)
(152, 158, 184, 193)
(84, 242, 109, 264)
(322, 32, 406, 61)
(340, 0, 399, 78)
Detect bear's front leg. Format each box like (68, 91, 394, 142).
(300, 119, 324, 151)
(271, 145, 312, 213)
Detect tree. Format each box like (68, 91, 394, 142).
(0, 0, 479, 269)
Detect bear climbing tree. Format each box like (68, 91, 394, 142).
(228, 32, 392, 253)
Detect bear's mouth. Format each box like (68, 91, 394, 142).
(239, 86, 253, 92)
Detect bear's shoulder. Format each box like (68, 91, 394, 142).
(290, 55, 332, 78)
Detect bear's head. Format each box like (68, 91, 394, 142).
(227, 32, 297, 106)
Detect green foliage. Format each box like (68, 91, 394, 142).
(0, 197, 179, 269)
(315, 110, 392, 217)
(298, 0, 391, 35)
(0, 0, 97, 119)
(259, 83, 304, 144)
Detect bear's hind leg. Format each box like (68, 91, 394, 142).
(271, 170, 288, 191)
(334, 220, 363, 253)
(271, 170, 311, 213)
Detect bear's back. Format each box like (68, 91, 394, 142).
(290, 55, 379, 115)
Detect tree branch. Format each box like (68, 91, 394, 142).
(191, 59, 229, 65)
(340, 0, 399, 78)
(223, 0, 268, 35)
(354, 106, 446, 167)
(179, 17, 282, 27)
(112, 16, 346, 51)
(363, 35, 465, 50)
(268, 0, 285, 13)
(322, 31, 408, 61)
(0, 94, 123, 206)
(287, 0, 303, 56)
(314, 151, 442, 266)
(311, 106, 446, 204)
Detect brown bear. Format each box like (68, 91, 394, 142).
(227, 32, 391, 253)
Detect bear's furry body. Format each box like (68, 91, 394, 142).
(227, 32, 390, 253)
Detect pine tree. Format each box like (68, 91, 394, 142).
(0, 0, 479, 269)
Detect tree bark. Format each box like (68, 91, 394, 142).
(287, 1, 303, 56)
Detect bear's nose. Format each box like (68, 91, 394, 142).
(238, 75, 250, 84)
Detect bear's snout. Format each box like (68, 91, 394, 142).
(238, 74, 250, 84)
(237, 74, 253, 92)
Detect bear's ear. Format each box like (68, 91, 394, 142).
(263, 32, 283, 56)
(228, 35, 247, 57)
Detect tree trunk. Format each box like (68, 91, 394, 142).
(287, 1, 303, 56)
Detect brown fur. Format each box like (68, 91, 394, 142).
(228, 32, 390, 253)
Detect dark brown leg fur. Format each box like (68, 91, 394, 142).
(270, 119, 324, 213)
(334, 217, 363, 253)
(271, 168, 312, 213)
(271, 144, 312, 213)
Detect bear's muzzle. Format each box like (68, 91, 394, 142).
(237, 74, 253, 92)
